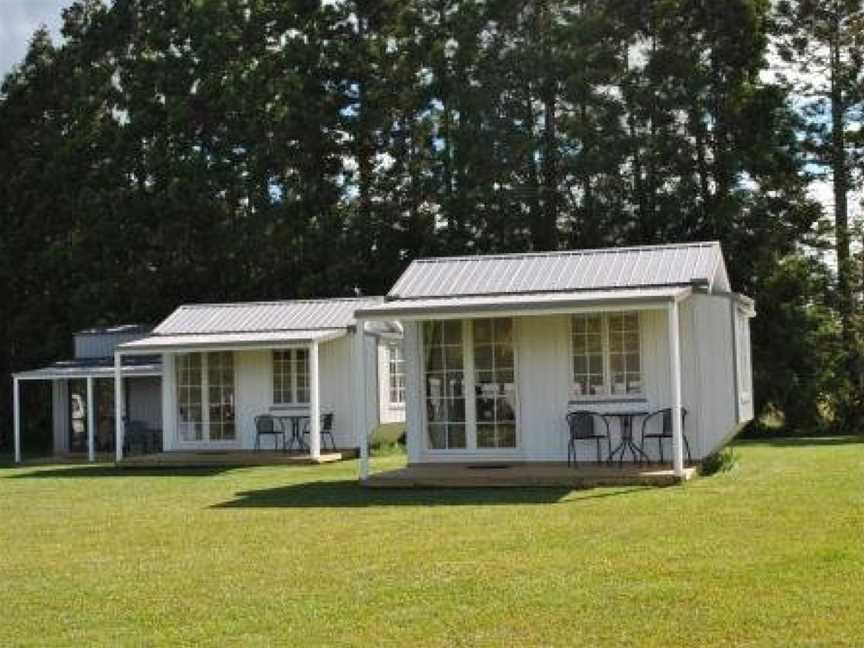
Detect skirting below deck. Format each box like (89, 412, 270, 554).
(120, 450, 354, 467)
(364, 462, 696, 488)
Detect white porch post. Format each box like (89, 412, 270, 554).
(114, 352, 124, 462)
(667, 300, 685, 478)
(309, 342, 321, 460)
(86, 376, 95, 463)
(353, 320, 369, 480)
(13, 376, 22, 464)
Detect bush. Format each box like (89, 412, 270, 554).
(701, 448, 738, 476)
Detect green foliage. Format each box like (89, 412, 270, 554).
(0, 0, 849, 440)
(700, 447, 739, 475)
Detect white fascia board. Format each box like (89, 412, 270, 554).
(357, 289, 691, 322)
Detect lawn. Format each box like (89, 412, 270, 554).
(1, 439, 863, 647)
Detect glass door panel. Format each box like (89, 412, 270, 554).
(423, 321, 466, 449)
(177, 353, 203, 442)
(207, 352, 235, 441)
(474, 318, 516, 449)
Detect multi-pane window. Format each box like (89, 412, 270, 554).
(273, 349, 310, 404)
(207, 352, 235, 441)
(474, 319, 516, 448)
(177, 353, 203, 441)
(608, 313, 642, 395)
(572, 312, 642, 397)
(572, 315, 604, 396)
(388, 343, 405, 405)
(423, 320, 466, 449)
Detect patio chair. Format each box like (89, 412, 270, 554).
(254, 414, 284, 452)
(566, 410, 612, 466)
(303, 413, 337, 452)
(639, 407, 692, 464)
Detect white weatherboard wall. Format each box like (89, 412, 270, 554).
(403, 294, 747, 465)
(161, 333, 379, 451)
(74, 332, 149, 359)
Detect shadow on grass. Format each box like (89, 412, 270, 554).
(212, 480, 656, 508)
(6, 465, 233, 479)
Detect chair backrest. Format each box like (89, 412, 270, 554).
(660, 407, 688, 435)
(566, 411, 600, 439)
(255, 415, 277, 434)
(322, 413, 334, 432)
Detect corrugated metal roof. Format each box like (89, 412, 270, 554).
(388, 242, 726, 300)
(120, 329, 346, 353)
(357, 287, 690, 320)
(153, 297, 383, 335)
(15, 356, 162, 380)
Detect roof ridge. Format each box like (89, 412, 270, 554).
(175, 296, 384, 310)
(409, 241, 719, 265)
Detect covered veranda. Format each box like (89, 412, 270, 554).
(115, 329, 350, 463)
(11, 356, 162, 464)
(355, 286, 693, 482)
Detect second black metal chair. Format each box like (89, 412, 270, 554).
(254, 414, 284, 452)
(566, 410, 612, 466)
(303, 413, 338, 452)
(639, 407, 692, 464)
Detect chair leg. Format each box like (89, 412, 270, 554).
(658, 438, 664, 464)
(684, 436, 692, 464)
(595, 437, 601, 463)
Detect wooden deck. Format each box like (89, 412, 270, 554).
(365, 462, 696, 488)
(120, 449, 354, 468)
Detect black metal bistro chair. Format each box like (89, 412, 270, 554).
(254, 414, 284, 452)
(566, 410, 612, 466)
(639, 407, 692, 464)
(303, 413, 337, 452)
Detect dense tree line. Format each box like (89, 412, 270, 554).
(1, 0, 861, 442)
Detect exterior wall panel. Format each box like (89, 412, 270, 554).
(126, 377, 162, 431)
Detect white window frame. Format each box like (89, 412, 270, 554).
(176, 351, 238, 446)
(569, 311, 645, 401)
(388, 343, 406, 407)
(736, 309, 752, 404)
(273, 349, 310, 406)
(420, 318, 520, 453)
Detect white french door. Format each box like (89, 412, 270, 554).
(176, 351, 237, 445)
(423, 318, 518, 451)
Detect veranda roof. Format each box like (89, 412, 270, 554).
(355, 286, 691, 320)
(119, 297, 383, 353)
(119, 329, 346, 353)
(14, 356, 162, 381)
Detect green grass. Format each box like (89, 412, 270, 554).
(1, 438, 863, 647)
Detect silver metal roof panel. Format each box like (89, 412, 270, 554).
(388, 242, 726, 300)
(153, 297, 383, 336)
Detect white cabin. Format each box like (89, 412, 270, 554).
(10, 300, 405, 463)
(355, 241, 755, 478)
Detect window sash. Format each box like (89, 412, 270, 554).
(571, 312, 643, 397)
(388, 344, 405, 405)
(273, 349, 310, 405)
